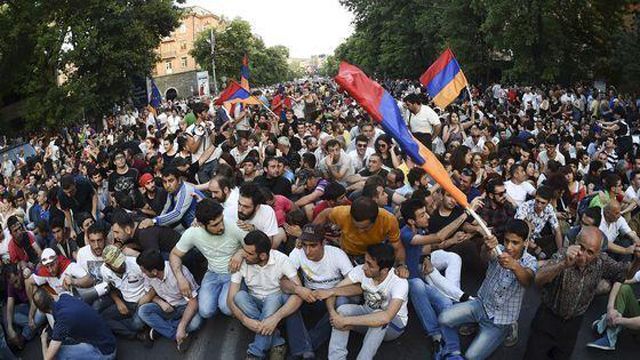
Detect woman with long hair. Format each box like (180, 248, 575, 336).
(374, 134, 401, 168)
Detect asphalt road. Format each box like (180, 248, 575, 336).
(17, 242, 640, 359)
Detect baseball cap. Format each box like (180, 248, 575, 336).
(103, 245, 125, 269)
(138, 173, 154, 187)
(298, 224, 325, 242)
(41, 248, 57, 265)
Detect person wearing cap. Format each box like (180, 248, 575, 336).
(279, 224, 354, 358)
(99, 245, 149, 343)
(170, 199, 245, 319)
(26, 247, 93, 326)
(138, 165, 204, 231)
(137, 249, 202, 352)
(227, 230, 303, 360)
(139, 172, 167, 217)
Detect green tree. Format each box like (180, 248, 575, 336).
(0, 0, 183, 130)
(191, 18, 296, 89)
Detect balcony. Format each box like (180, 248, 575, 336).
(161, 50, 177, 59)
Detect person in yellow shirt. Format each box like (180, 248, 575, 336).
(313, 196, 408, 278)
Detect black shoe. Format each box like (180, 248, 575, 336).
(136, 330, 154, 348)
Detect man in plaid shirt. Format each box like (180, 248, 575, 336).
(439, 220, 537, 360)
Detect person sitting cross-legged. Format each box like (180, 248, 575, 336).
(227, 230, 304, 360)
(136, 249, 202, 353)
(325, 243, 409, 360)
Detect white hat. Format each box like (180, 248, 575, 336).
(41, 248, 57, 265)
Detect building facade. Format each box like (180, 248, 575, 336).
(153, 6, 222, 79)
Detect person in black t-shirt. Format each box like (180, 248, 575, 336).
(108, 149, 142, 208)
(138, 173, 167, 217)
(254, 157, 291, 197)
(57, 174, 96, 239)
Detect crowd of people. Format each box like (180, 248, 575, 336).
(0, 78, 639, 360)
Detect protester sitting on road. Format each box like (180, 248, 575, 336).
(137, 249, 202, 353)
(279, 224, 354, 358)
(227, 230, 303, 360)
(324, 243, 409, 360)
(439, 220, 537, 360)
(33, 288, 117, 359)
(170, 198, 245, 319)
(99, 245, 150, 344)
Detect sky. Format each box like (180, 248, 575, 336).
(185, 0, 354, 59)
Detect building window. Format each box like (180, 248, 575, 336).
(181, 57, 188, 68)
(165, 61, 173, 72)
(180, 41, 187, 50)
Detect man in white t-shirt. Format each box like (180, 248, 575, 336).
(403, 94, 441, 149)
(75, 224, 111, 307)
(599, 201, 640, 256)
(321, 243, 409, 360)
(227, 230, 303, 359)
(236, 183, 281, 248)
(537, 135, 566, 172)
(280, 224, 353, 357)
(28, 248, 93, 298)
(505, 164, 536, 207)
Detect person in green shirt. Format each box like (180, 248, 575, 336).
(169, 198, 246, 318)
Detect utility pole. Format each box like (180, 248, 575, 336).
(210, 28, 218, 95)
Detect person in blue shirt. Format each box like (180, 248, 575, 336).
(400, 198, 474, 360)
(33, 288, 117, 360)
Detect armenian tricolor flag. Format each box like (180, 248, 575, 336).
(335, 62, 469, 208)
(240, 54, 250, 90)
(419, 48, 468, 109)
(214, 80, 250, 106)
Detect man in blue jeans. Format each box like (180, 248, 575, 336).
(280, 224, 354, 359)
(136, 249, 202, 352)
(228, 230, 303, 360)
(439, 220, 537, 360)
(34, 288, 117, 359)
(170, 199, 245, 319)
(400, 199, 473, 360)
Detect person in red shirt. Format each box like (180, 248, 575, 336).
(6, 215, 42, 267)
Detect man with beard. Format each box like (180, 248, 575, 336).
(234, 182, 280, 248)
(170, 199, 245, 319)
(227, 230, 302, 360)
(110, 209, 180, 257)
(75, 224, 111, 308)
(478, 178, 516, 240)
(207, 175, 240, 219)
(138, 173, 167, 217)
(254, 157, 292, 198)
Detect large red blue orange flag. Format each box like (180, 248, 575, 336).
(240, 55, 250, 90)
(420, 48, 468, 109)
(214, 80, 250, 105)
(335, 62, 469, 208)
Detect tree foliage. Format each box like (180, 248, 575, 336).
(335, 0, 639, 89)
(0, 0, 183, 129)
(190, 18, 296, 90)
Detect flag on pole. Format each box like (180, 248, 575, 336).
(419, 48, 468, 109)
(240, 54, 250, 90)
(214, 80, 250, 105)
(149, 79, 162, 109)
(335, 61, 469, 208)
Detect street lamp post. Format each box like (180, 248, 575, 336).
(210, 28, 218, 95)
